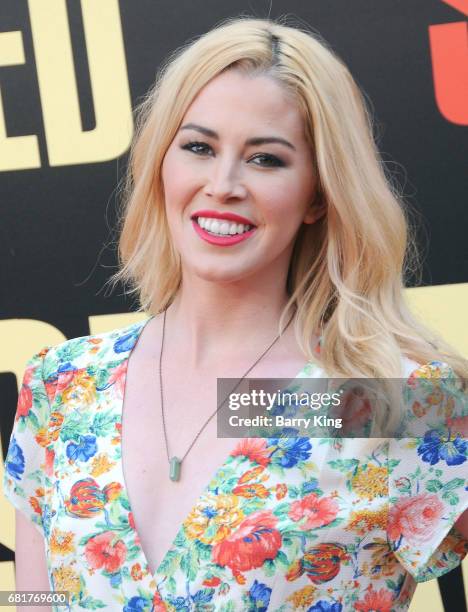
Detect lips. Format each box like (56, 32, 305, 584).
(191, 218, 256, 246)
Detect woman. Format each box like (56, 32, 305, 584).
(4, 16, 467, 611)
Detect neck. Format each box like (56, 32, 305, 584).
(163, 273, 294, 370)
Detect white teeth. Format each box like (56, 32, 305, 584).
(196, 216, 253, 236)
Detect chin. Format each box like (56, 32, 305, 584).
(186, 260, 256, 285)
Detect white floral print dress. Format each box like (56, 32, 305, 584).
(3, 316, 468, 611)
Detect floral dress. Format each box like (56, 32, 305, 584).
(3, 316, 468, 612)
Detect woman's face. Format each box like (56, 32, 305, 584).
(161, 69, 323, 286)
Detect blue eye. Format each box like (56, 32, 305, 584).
(181, 141, 212, 155)
(249, 154, 285, 168)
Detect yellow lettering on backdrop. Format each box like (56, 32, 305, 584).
(28, 0, 133, 166)
(0, 31, 40, 171)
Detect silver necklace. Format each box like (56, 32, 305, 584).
(159, 308, 294, 481)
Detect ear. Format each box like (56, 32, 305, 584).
(303, 192, 326, 225)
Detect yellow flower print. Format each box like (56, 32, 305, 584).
(286, 585, 317, 608)
(90, 453, 116, 477)
(52, 564, 81, 597)
(50, 529, 76, 556)
(62, 371, 96, 406)
(346, 506, 388, 536)
(360, 537, 400, 578)
(351, 464, 387, 500)
(183, 493, 244, 544)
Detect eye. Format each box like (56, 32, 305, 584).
(180, 141, 213, 156)
(249, 153, 286, 168)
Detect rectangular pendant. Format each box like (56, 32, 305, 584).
(169, 456, 181, 481)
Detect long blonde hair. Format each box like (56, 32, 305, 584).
(107, 16, 468, 397)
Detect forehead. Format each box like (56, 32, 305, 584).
(181, 70, 306, 137)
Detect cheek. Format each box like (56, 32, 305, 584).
(259, 179, 312, 228)
(161, 149, 199, 211)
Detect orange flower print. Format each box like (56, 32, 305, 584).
(212, 510, 282, 572)
(232, 483, 270, 498)
(276, 483, 288, 500)
(355, 585, 394, 611)
(230, 438, 272, 466)
(130, 563, 143, 580)
(286, 543, 349, 584)
(65, 478, 106, 518)
(288, 493, 339, 530)
(48, 412, 64, 441)
(387, 492, 444, 545)
(84, 531, 127, 573)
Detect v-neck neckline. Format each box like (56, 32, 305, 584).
(116, 314, 320, 588)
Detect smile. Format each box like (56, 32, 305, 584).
(191, 216, 257, 246)
(197, 216, 253, 235)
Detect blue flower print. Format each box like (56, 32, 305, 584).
(123, 596, 149, 611)
(307, 600, 343, 612)
(5, 436, 25, 480)
(66, 434, 98, 462)
(114, 331, 139, 354)
(248, 580, 271, 611)
(417, 429, 467, 466)
(268, 436, 312, 468)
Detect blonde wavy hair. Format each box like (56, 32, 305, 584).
(107, 16, 468, 422)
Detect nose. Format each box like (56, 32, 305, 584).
(203, 156, 247, 202)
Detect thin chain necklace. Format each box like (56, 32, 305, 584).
(159, 307, 294, 481)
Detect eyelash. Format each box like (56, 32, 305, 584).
(180, 141, 286, 168)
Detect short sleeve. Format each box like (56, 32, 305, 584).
(3, 347, 54, 537)
(387, 361, 468, 583)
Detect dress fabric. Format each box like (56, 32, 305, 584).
(3, 316, 468, 612)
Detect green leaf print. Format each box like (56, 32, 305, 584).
(56, 340, 88, 363)
(78, 596, 107, 609)
(158, 549, 181, 575)
(426, 479, 443, 492)
(92, 410, 119, 437)
(60, 412, 92, 442)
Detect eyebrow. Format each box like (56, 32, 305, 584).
(180, 122, 296, 151)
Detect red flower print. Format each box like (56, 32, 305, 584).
(108, 361, 128, 398)
(355, 585, 394, 612)
(387, 492, 444, 545)
(447, 415, 468, 437)
(29, 496, 42, 516)
(230, 438, 271, 466)
(286, 543, 349, 584)
(212, 510, 281, 572)
(288, 493, 339, 530)
(65, 478, 106, 518)
(203, 576, 221, 587)
(128, 512, 136, 530)
(84, 531, 127, 573)
(152, 590, 168, 611)
(16, 384, 33, 420)
(45, 447, 55, 477)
